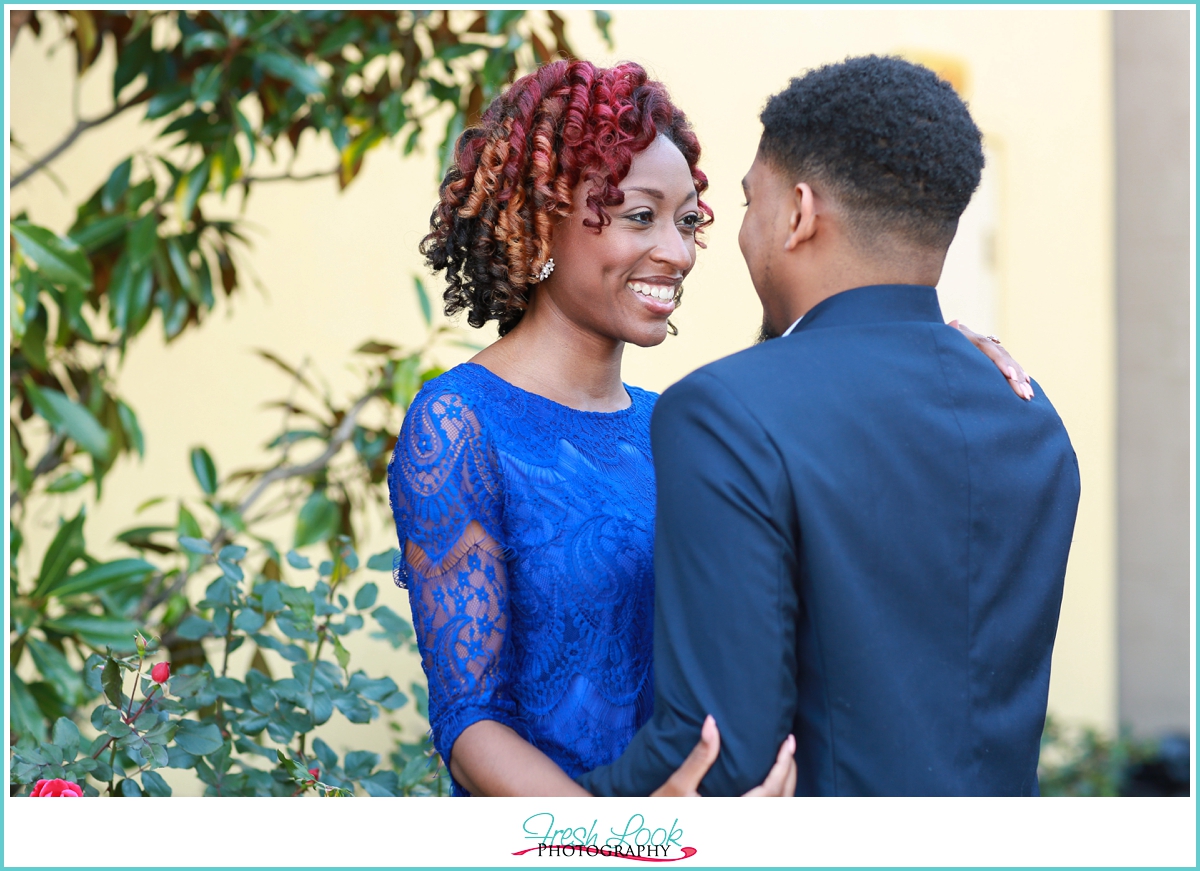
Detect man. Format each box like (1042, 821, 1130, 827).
(578, 55, 1081, 796)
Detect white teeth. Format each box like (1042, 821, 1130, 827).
(629, 282, 675, 301)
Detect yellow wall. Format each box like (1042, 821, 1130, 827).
(9, 7, 1117, 785)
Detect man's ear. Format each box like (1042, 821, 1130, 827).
(783, 182, 817, 251)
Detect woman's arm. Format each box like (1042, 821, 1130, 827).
(451, 721, 590, 796)
(452, 716, 797, 797)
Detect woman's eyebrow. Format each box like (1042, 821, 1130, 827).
(623, 186, 697, 202)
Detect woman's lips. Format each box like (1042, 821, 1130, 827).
(627, 281, 677, 315)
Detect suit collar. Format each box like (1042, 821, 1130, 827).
(790, 285, 944, 334)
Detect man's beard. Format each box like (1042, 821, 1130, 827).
(755, 319, 782, 345)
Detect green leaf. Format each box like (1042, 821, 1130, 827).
(310, 690, 334, 725)
(411, 682, 429, 719)
(486, 9, 525, 34)
(117, 401, 145, 458)
(141, 769, 172, 796)
(52, 716, 82, 760)
(145, 84, 190, 120)
(119, 778, 143, 796)
(23, 378, 112, 462)
(167, 237, 199, 302)
(31, 508, 86, 598)
(101, 657, 123, 708)
(45, 469, 88, 494)
(332, 692, 373, 724)
(190, 446, 218, 495)
(69, 214, 128, 251)
(102, 158, 133, 212)
(343, 749, 379, 779)
(285, 549, 311, 570)
(178, 535, 212, 554)
(232, 103, 257, 164)
(10, 222, 93, 289)
(10, 676, 48, 742)
(347, 673, 398, 703)
(174, 614, 214, 640)
(44, 614, 140, 652)
(219, 544, 247, 562)
(232, 609, 264, 633)
(593, 10, 614, 49)
(331, 634, 350, 673)
(370, 605, 414, 649)
(53, 558, 155, 599)
(256, 50, 325, 96)
(183, 29, 227, 55)
(353, 582, 378, 611)
(276, 748, 311, 784)
(396, 752, 432, 789)
(174, 720, 224, 756)
(113, 29, 152, 99)
(27, 638, 86, 706)
(293, 491, 339, 549)
(377, 689, 408, 711)
(218, 558, 244, 583)
(127, 212, 158, 267)
(359, 771, 399, 797)
(366, 548, 398, 573)
(191, 63, 223, 107)
(413, 276, 432, 327)
(175, 158, 211, 223)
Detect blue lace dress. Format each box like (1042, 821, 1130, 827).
(387, 362, 657, 796)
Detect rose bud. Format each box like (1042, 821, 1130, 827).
(150, 662, 171, 684)
(308, 767, 319, 779)
(31, 779, 83, 797)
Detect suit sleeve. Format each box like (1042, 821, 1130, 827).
(577, 371, 800, 796)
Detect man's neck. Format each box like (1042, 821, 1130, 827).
(785, 255, 943, 323)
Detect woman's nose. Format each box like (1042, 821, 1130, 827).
(652, 224, 694, 270)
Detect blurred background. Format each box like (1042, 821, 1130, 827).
(7, 9, 1191, 797)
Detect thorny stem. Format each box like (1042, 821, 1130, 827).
(106, 741, 118, 796)
(92, 684, 160, 761)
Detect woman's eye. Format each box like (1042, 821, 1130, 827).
(626, 210, 653, 224)
(679, 213, 703, 231)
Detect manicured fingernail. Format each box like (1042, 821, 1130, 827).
(1007, 366, 1018, 381)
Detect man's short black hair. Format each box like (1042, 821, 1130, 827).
(760, 55, 984, 250)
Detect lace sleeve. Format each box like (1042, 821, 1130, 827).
(387, 387, 521, 775)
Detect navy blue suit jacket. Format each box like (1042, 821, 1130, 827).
(578, 285, 1081, 796)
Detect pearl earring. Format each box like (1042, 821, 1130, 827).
(537, 258, 555, 282)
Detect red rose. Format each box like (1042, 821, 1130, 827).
(31, 779, 83, 797)
(150, 662, 170, 683)
(308, 767, 319, 780)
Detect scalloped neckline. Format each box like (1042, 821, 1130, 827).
(460, 362, 639, 418)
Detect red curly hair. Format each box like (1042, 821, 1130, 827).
(420, 60, 711, 336)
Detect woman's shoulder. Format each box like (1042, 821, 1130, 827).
(406, 362, 497, 418)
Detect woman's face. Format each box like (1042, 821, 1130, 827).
(541, 135, 702, 348)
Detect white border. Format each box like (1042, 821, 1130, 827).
(3, 6, 1196, 871)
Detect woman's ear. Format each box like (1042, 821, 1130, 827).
(783, 182, 818, 251)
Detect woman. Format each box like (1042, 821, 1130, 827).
(388, 59, 1028, 797)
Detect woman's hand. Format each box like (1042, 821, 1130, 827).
(949, 319, 1034, 400)
(650, 715, 797, 797)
